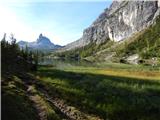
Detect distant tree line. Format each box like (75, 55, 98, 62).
(1, 33, 40, 75)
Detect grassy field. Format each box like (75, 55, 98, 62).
(1, 74, 62, 120)
(1, 76, 39, 120)
(34, 63, 160, 120)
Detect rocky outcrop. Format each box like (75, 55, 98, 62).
(60, 1, 160, 51)
(18, 34, 62, 51)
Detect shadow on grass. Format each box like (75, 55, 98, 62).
(35, 68, 160, 120)
(1, 78, 39, 120)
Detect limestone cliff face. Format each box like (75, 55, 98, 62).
(61, 1, 160, 51)
(106, 1, 159, 42)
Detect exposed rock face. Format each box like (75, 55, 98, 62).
(107, 1, 159, 42)
(61, 1, 160, 51)
(18, 34, 62, 51)
(36, 33, 52, 45)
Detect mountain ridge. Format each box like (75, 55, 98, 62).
(59, 0, 160, 52)
(18, 34, 62, 51)
(53, 1, 160, 65)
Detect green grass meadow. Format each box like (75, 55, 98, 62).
(1, 76, 39, 120)
(34, 63, 160, 120)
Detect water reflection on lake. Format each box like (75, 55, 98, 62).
(39, 58, 95, 69)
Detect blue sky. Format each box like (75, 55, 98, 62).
(0, 0, 112, 45)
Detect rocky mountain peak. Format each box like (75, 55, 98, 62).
(39, 33, 43, 38)
(61, 1, 160, 51)
(18, 34, 62, 51)
(37, 33, 53, 45)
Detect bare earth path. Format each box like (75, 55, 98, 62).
(27, 85, 48, 120)
(40, 88, 102, 120)
(19, 73, 103, 120)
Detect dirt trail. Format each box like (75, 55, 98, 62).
(27, 85, 70, 120)
(19, 73, 103, 120)
(40, 89, 102, 120)
(27, 85, 48, 120)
